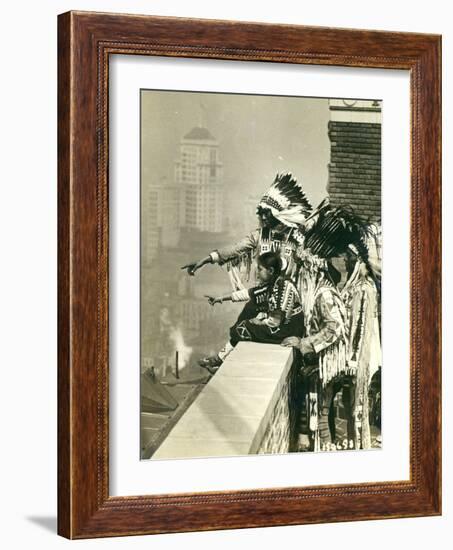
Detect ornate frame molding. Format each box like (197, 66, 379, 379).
(58, 11, 441, 538)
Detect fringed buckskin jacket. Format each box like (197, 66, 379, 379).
(209, 225, 304, 285)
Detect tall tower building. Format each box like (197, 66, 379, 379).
(175, 126, 224, 233)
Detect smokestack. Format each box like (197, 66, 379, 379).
(175, 350, 180, 379)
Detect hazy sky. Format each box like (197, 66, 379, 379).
(141, 90, 331, 209)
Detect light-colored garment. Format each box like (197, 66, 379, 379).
(231, 288, 250, 302)
(305, 287, 346, 355)
(341, 261, 381, 384)
(210, 225, 304, 287)
(307, 284, 348, 386)
(341, 261, 381, 449)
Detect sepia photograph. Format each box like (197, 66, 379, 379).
(54, 9, 442, 539)
(140, 90, 382, 460)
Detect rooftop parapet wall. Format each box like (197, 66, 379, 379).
(151, 342, 297, 460)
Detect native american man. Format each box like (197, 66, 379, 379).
(181, 173, 312, 287)
(340, 242, 381, 449)
(282, 203, 376, 451)
(282, 250, 347, 451)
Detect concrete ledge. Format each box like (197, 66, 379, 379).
(152, 342, 294, 460)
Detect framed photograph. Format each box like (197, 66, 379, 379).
(58, 11, 441, 538)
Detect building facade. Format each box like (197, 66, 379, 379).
(327, 99, 381, 223)
(175, 126, 224, 233)
(142, 126, 225, 266)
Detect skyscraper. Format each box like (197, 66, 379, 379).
(175, 126, 224, 233)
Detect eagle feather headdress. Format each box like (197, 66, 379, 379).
(257, 172, 312, 228)
(302, 201, 381, 289)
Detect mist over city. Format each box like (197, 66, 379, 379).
(141, 90, 331, 379)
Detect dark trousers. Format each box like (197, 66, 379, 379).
(300, 372, 356, 449)
(229, 302, 304, 346)
(320, 376, 356, 447)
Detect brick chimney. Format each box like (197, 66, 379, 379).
(327, 99, 381, 223)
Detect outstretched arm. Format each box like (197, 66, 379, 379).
(204, 293, 233, 306)
(205, 288, 251, 306)
(181, 255, 213, 276)
(181, 230, 260, 276)
(210, 229, 260, 265)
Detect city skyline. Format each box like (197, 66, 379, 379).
(142, 121, 227, 265)
(140, 91, 382, 460)
(141, 90, 331, 215)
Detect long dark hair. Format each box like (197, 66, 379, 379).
(257, 252, 282, 281)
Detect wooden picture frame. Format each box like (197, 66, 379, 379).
(58, 11, 441, 539)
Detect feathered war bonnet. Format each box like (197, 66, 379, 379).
(300, 198, 380, 285)
(257, 173, 312, 228)
(303, 199, 371, 260)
